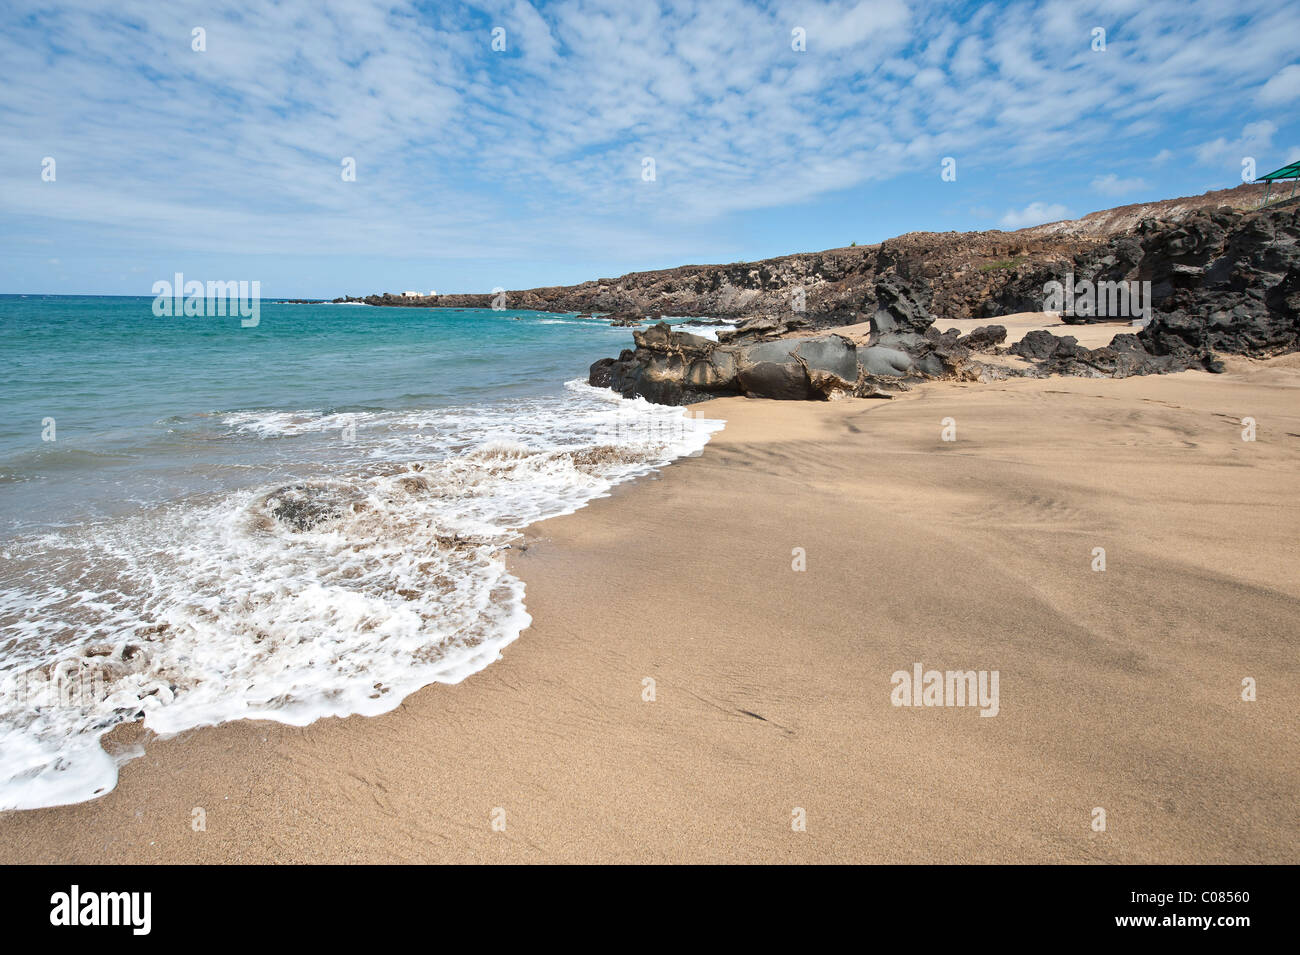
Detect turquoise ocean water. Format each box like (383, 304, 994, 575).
(0, 296, 722, 809)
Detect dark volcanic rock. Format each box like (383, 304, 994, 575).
(1050, 202, 1300, 359)
(861, 276, 992, 380)
(858, 273, 934, 374)
(1008, 327, 1222, 378)
(588, 356, 620, 389)
(955, 325, 1008, 351)
(596, 321, 869, 403)
(596, 323, 722, 404)
(870, 273, 934, 344)
(594, 301, 970, 404)
(857, 345, 916, 377)
(591, 274, 1006, 404)
(1010, 329, 1062, 361)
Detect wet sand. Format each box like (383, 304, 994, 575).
(2, 357, 1297, 863)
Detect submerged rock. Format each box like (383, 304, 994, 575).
(264, 484, 366, 532)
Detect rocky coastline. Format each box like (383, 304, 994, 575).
(337, 183, 1271, 317)
(588, 196, 1300, 404)
(337, 183, 1298, 405)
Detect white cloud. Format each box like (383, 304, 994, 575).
(1195, 121, 1277, 168)
(1257, 64, 1300, 106)
(797, 0, 911, 52)
(999, 202, 1071, 229)
(1091, 174, 1148, 196)
(3, 0, 1300, 290)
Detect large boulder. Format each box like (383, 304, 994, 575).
(595, 322, 742, 403)
(734, 336, 860, 400)
(589, 321, 876, 403)
(588, 356, 619, 389)
(685, 348, 738, 390)
(1010, 329, 1062, 361)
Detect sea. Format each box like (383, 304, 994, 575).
(0, 295, 723, 810)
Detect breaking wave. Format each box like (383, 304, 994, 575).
(0, 382, 723, 810)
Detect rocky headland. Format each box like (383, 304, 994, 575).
(345, 182, 1299, 404)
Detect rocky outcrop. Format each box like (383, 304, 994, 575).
(1007, 330, 1212, 378)
(736, 336, 861, 400)
(591, 323, 865, 403)
(988, 203, 1300, 359)
(1139, 206, 1299, 357)
(991, 201, 1299, 378)
(590, 275, 1008, 403)
(1008, 329, 1062, 361)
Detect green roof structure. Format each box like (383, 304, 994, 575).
(1256, 161, 1300, 206)
(1258, 161, 1300, 181)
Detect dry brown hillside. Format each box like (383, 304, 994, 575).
(344, 182, 1282, 322)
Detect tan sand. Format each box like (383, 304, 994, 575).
(939, 311, 1135, 348)
(808, 312, 1131, 350)
(2, 358, 1297, 863)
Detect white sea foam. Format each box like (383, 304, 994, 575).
(686, 323, 736, 342)
(0, 383, 723, 810)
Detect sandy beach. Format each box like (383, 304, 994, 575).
(2, 357, 1297, 864)
(794, 311, 1134, 351)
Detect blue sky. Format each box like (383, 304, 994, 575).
(2, 0, 1298, 297)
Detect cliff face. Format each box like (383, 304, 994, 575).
(342, 182, 1275, 322)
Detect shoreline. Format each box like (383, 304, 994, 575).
(1, 359, 1297, 863)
